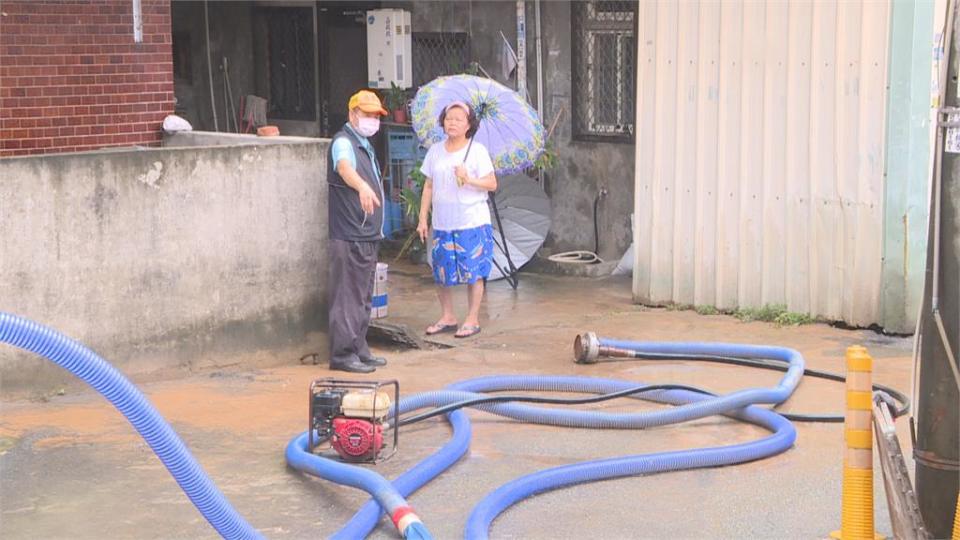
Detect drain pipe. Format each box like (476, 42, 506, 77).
(535, 0, 543, 115)
(515, 1, 526, 100)
(918, 0, 960, 535)
(204, 0, 219, 131)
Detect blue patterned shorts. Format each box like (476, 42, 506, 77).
(431, 224, 495, 286)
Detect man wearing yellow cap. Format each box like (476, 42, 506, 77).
(326, 90, 389, 373)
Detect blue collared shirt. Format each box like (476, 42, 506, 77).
(331, 123, 382, 182)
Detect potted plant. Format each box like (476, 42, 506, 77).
(526, 143, 558, 177)
(395, 162, 427, 262)
(384, 82, 409, 124)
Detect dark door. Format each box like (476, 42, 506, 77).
(317, 3, 377, 137)
(259, 6, 317, 121)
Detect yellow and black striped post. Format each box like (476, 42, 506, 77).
(830, 346, 882, 540)
(953, 491, 960, 540)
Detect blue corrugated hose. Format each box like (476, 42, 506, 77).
(458, 377, 795, 539)
(0, 312, 262, 540)
(329, 340, 803, 539)
(1, 311, 805, 540)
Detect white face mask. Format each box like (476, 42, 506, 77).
(356, 117, 380, 137)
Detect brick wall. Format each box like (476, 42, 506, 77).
(0, 0, 174, 157)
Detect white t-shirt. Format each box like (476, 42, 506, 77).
(420, 139, 496, 231)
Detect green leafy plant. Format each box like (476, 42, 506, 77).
(525, 143, 558, 177)
(383, 82, 409, 112)
(535, 144, 558, 171)
(664, 302, 816, 326)
(399, 164, 427, 218)
(394, 161, 427, 262)
(694, 305, 720, 316)
(733, 304, 816, 326)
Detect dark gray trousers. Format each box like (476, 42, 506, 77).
(328, 239, 379, 367)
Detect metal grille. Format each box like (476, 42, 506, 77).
(412, 32, 471, 87)
(265, 7, 316, 121)
(572, 1, 637, 141)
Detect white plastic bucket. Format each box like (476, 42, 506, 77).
(372, 263, 388, 319)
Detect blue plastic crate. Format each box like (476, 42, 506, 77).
(382, 200, 404, 239)
(387, 131, 426, 161)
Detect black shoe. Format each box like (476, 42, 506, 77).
(360, 355, 387, 367)
(330, 359, 376, 373)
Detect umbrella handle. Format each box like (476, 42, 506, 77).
(462, 137, 475, 164)
(455, 138, 475, 188)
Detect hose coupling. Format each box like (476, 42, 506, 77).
(574, 332, 600, 363)
(392, 506, 431, 539)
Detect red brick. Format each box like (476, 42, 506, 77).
(2, 0, 172, 155)
(12, 107, 36, 118)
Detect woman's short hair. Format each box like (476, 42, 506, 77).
(438, 101, 479, 138)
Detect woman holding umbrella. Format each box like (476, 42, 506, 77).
(417, 101, 497, 338)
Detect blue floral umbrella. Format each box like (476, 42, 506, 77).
(411, 74, 545, 175)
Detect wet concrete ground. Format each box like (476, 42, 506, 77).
(1, 261, 915, 539)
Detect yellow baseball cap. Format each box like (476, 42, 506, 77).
(348, 90, 388, 115)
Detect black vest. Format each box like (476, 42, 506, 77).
(327, 126, 384, 242)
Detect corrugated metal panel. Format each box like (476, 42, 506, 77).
(880, 0, 937, 334)
(632, 0, 890, 327)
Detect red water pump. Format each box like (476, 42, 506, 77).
(308, 379, 398, 463)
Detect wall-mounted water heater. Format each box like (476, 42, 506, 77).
(366, 9, 412, 89)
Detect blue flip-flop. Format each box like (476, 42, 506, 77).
(454, 325, 481, 339)
(426, 323, 458, 336)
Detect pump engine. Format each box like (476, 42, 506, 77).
(309, 379, 398, 463)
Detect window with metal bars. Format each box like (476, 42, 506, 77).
(572, 1, 637, 142)
(263, 7, 316, 121)
(412, 32, 471, 87)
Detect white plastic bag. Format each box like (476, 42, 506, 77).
(612, 243, 634, 276)
(162, 114, 193, 133)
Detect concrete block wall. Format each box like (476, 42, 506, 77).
(0, 0, 175, 157)
(0, 135, 329, 391)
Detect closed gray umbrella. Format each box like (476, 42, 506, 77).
(487, 174, 551, 282)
